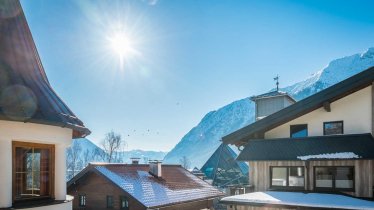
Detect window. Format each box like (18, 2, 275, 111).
(314, 167, 354, 191)
(79, 195, 86, 207)
(13, 141, 54, 201)
(271, 167, 287, 186)
(290, 124, 308, 138)
(107, 195, 114, 208)
(270, 166, 305, 189)
(120, 196, 129, 210)
(323, 121, 343, 135)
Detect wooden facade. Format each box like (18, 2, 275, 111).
(69, 172, 144, 210)
(248, 160, 373, 198)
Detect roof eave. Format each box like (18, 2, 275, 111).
(0, 116, 91, 139)
(149, 195, 225, 209)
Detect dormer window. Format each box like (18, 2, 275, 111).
(324, 121, 343, 135)
(13, 142, 55, 201)
(290, 124, 308, 138)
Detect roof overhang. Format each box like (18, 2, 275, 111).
(236, 134, 374, 161)
(0, 0, 90, 138)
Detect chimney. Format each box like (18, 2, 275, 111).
(130, 157, 140, 165)
(149, 160, 162, 178)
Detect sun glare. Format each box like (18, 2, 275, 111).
(107, 31, 140, 68)
(109, 33, 132, 56)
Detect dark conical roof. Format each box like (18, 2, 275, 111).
(0, 0, 90, 138)
(201, 144, 249, 187)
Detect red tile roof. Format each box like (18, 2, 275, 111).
(68, 163, 224, 208)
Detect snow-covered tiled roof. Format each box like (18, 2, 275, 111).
(93, 164, 224, 208)
(221, 191, 374, 210)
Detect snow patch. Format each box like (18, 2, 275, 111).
(297, 152, 361, 160)
(221, 191, 374, 210)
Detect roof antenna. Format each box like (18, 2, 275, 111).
(274, 75, 279, 91)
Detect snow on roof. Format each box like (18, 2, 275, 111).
(220, 191, 374, 210)
(297, 152, 361, 160)
(94, 164, 224, 208)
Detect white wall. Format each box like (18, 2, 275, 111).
(0, 120, 72, 208)
(265, 86, 372, 139)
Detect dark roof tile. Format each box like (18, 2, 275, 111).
(237, 133, 374, 161)
(0, 0, 89, 137)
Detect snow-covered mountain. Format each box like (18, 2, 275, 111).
(163, 48, 374, 168)
(69, 138, 167, 164)
(163, 98, 254, 168)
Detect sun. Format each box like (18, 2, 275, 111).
(107, 31, 139, 67)
(108, 32, 131, 56)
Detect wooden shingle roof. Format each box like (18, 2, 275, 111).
(0, 0, 90, 138)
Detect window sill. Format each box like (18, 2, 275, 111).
(269, 187, 305, 192)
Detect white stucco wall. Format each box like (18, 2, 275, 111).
(0, 120, 72, 208)
(265, 86, 372, 139)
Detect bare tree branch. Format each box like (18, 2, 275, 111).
(101, 131, 126, 163)
(179, 156, 191, 169)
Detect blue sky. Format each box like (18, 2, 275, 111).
(21, 0, 374, 151)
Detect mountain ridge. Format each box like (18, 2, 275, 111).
(163, 48, 374, 168)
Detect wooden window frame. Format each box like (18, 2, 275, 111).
(323, 121, 344, 135)
(269, 166, 305, 190)
(290, 124, 308, 138)
(12, 141, 55, 202)
(107, 195, 114, 209)
(79, 194, 86, 207)
(313, 166, 355, 192)
(120, 196, 129, 210)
